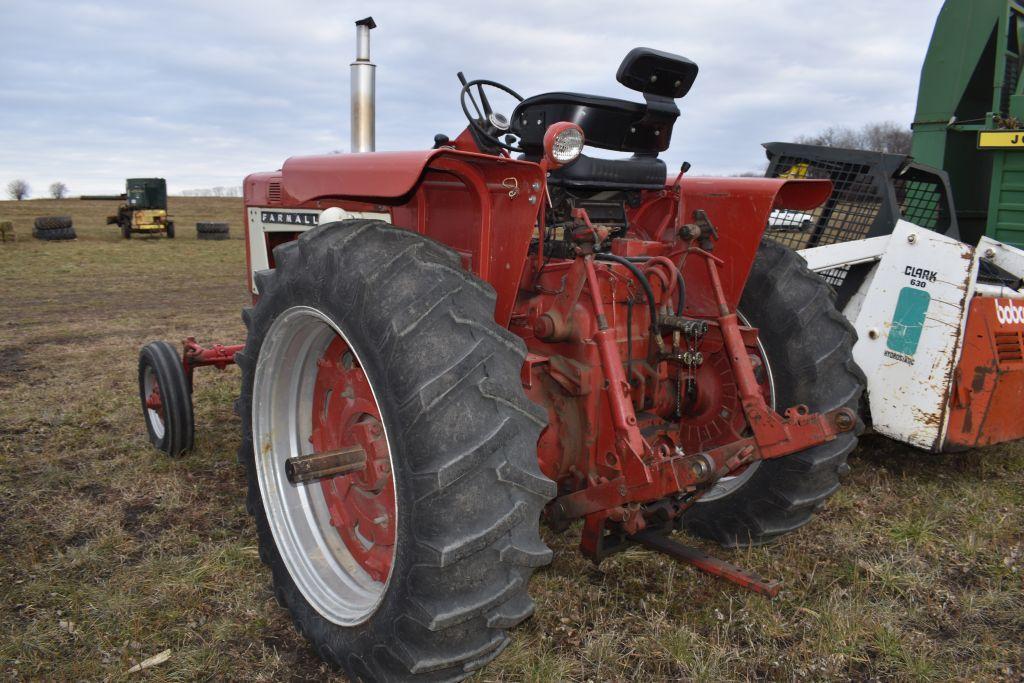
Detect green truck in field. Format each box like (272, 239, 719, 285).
(106, 178, 175, 238)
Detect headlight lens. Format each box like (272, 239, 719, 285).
(550, 127, 584, 164)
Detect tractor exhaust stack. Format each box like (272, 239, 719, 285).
(350, 17, 377, 153)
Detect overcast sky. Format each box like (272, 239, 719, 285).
(0, 0, 945, 196)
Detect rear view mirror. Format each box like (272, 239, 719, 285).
(616, 47, 698, 99)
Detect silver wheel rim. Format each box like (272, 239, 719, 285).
(252, 305, 396, 625)
(142, 366, 165, 441)
(698, 309, 777, 502)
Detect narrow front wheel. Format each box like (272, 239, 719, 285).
(137, 341, 194, 457)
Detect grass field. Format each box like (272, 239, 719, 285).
(1, 198, 1022, 681)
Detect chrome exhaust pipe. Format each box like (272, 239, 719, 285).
(350, 16, 376, 153)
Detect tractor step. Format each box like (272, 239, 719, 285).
(630, 531, 782, 597)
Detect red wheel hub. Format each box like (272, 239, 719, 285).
(310, 337, 396, 583)
(678, 336, 773, 453)
(145, 379, 164, 422)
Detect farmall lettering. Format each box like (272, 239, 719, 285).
(995, 298, 1024, 326)
(260, 210, 320, 227)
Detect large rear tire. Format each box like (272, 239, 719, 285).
(681, 239, 865, 547)
(236, 219, 555, 681)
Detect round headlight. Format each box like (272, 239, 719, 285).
(543, 122, 585, 167)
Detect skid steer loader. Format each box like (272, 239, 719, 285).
(766, 142, 1024, 452)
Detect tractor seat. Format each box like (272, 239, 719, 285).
(512, 91, 679, 156)
(548, 154, 668, 190)
(511, 90, 677, 190)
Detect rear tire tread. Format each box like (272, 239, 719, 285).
(681, 240, 864, 548)
(237, 219, 553, 681)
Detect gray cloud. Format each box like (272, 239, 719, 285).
(0, 0, 943, 195)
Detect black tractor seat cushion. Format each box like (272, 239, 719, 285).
(512, 91, 678, 154)
(549, 154, 668, 190)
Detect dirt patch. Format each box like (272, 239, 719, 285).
(120, 500, 157, 536)
(0, 346, 29, 380)
(74, 483, 112, 503)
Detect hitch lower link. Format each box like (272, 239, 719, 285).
(555, 247, 857, 597)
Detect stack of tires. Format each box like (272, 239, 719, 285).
(196, 222, 229, 240)
(33, 216, 76, 241)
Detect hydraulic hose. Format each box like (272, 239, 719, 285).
(594, 253, 658, 332)
(626, 256, 686, 315)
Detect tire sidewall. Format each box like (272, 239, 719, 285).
(244, 269, 432, 661)
(138, 347, 171, 451)
(684, 240, 862, 540)
(138, 342, 193, 457)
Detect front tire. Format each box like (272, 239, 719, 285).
(236, 219, 555, 681)
(138, 341, 194, 457)
(681, 240, 865, 547)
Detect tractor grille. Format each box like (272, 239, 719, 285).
(996, 331, 1024, 363)
(268, 180, 283, 204)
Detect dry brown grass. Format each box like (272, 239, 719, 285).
(1, 198, 1022, 681)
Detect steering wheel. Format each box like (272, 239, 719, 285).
(458, 75, 524, 152)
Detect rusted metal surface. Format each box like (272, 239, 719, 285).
(945, 296, 1024, 449)
(312, 336, 395, 583)
(237, 118, 849, 563)
(838, 222, 977, 451)
(631, 531, 782, 597)
(284, 446, 368, 485)
(181, 337, 245, 392)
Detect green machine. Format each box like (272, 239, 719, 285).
(912, 0, 1024, 247)
(106, 178, 175, 239)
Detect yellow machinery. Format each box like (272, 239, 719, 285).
(106, 178, 175, 238)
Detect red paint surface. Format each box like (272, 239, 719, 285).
(312, 337, 396, 583)
(945, 296, 1024, 449)
(241, 138, 847, 557)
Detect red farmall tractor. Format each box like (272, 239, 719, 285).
(137, 19, 863, 681)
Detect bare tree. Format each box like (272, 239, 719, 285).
(860, 122, 913, 155)
(178, 185, 243, 197)
(796, 121, 912, 155)
(49, 182, 68, 199)
(7, 179, 30, 200)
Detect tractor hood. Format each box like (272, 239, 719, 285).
(281, 150, 537, 203)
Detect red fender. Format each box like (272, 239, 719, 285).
(676, 177, 833, 316)
(248, 148, 546, 325)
